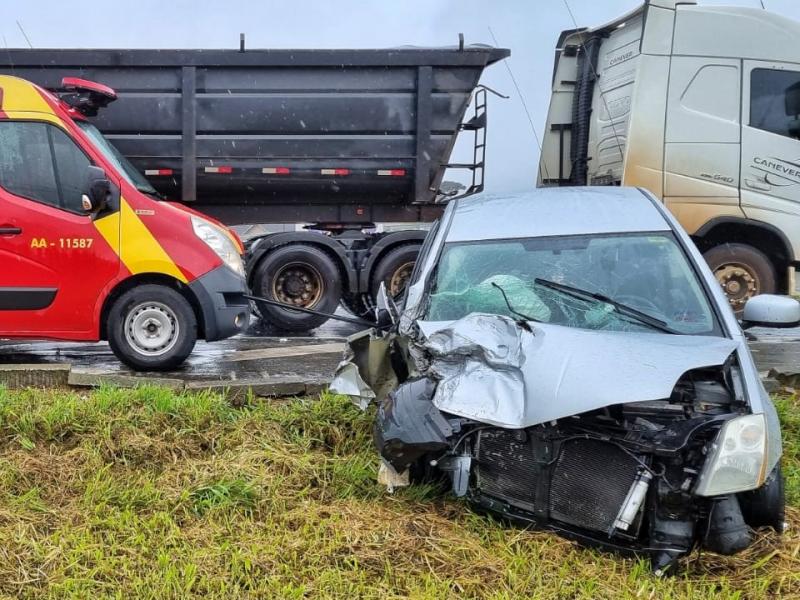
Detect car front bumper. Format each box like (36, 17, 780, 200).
(189, 265, 250, 341)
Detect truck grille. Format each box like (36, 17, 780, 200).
(548, 439, 640, 533)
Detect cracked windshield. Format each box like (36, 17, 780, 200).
(426, 232, 719, 335)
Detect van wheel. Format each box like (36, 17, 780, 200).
(107, 284, 197, 371)
(252, 244, 342, 332)
(703, 243, 776, 313)
(370, 244, 421, 303)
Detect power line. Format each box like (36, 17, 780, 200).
(15, 21, 33, 49)
(487, 26, 550, 182)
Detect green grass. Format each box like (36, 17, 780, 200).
(0, 384, 797, 599)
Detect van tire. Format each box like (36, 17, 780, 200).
(252, 244, 342, 332)
(107, 284, 197, 371)
(703, 243, 776, 313)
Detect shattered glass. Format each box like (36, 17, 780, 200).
(425, 233, 718, 335)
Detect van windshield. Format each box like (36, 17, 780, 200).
(76, 121, 160, 196)
(425, 232, 722, 336)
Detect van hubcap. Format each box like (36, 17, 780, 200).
(125, 302, 180, 356)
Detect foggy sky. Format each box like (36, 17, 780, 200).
(1, 0, 799, 194)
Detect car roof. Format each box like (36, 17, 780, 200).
(445, 187, 671, 242)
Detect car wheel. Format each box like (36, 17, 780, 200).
(703, 243, 776, 313)
(107, 284, 197, 371)
(738, 464, 785, 532)
(252, 244, 342, 332)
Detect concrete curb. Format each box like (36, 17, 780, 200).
(2, 363, 329, 398)
(68, 369, 185, 390)
(0, 364, 71, 388)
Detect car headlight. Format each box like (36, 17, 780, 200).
(191, 216, 245, 278)
(694, 413, 768, 496)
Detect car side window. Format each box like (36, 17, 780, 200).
(0, 121, 91, 213)
(750, 68, 800, 139)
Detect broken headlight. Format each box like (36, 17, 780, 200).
(695, 414, 768, 497)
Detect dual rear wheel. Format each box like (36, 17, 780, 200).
(252, 243, 421, 330)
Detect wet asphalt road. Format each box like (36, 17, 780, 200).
(0, 310, 363, 384)
(1, 313, 798, 385)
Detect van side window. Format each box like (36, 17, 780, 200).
(0, 121, 91, 212)
(750, 68, 800, 140)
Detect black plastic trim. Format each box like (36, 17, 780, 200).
(0, 287, 57, 310)
(693, 216, 795, 263)
(187, 265, 250, 341)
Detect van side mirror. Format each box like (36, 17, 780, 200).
(82, 165, 111, 213)
(741, 294, 800, 329)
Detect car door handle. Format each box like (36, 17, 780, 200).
(0, 226, 22, 236)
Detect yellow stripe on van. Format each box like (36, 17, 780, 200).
(118, 198, 188, 283)
(0, 76, 56, 114)
(93, 208, 120, 251)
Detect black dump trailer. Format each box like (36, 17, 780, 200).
(0, 45, 508, 330)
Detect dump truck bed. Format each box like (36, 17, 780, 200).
(0, 46, 508, 224)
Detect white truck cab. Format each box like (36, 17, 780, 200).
(539, 0, 800, 310)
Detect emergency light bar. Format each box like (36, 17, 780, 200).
(59, 77, 117, 117)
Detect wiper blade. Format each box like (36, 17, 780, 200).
(491, 282, 540, 332)
(533, 278, 681, 335)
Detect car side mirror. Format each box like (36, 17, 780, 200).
(741, 294, 800, 329)
(82, 165, 111, 214)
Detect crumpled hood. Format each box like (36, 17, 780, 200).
(419, 314, 738, 429)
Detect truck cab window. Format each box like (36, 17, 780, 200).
(0, 121, 90, 213)
(750, 68, 800, 139)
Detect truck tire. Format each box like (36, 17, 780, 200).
(703, 243, 776, 313)
(370, 244, 421, 304)
(252, 244, 342, 331)
(107, 284, 197, 371)
(341, 292, 373, 319)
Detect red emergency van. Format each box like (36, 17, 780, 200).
(0, 76, 250, 370)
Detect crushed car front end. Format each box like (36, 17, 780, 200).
(372, 319, 784, 574)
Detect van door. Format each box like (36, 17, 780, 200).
(741, 62, 800, 257)
(663, 56, 744, 233)
(0, 120, 120, 338)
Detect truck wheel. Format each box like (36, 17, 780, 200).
(370, 244, 421, 304)
(252, 244, 341, 331)
(703, 243, 776, 313)
(107, 284, 197, 371)
(341, 292, 373, 319)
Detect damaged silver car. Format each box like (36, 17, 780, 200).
(331, 187, 794, 574)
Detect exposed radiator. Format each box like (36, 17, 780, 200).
(549, 439, 640, 533)
(475, 431, 642, 534)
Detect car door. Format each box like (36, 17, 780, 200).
(740, 62, 800, 246)
(0, 119, 120, 337)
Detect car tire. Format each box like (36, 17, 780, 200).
(251, 244, 342, 332)
(703, 243, 777, 313)
(738, 464, 785, 532)
(107, 284, 197, 371)
(370, 244, 421, 304)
